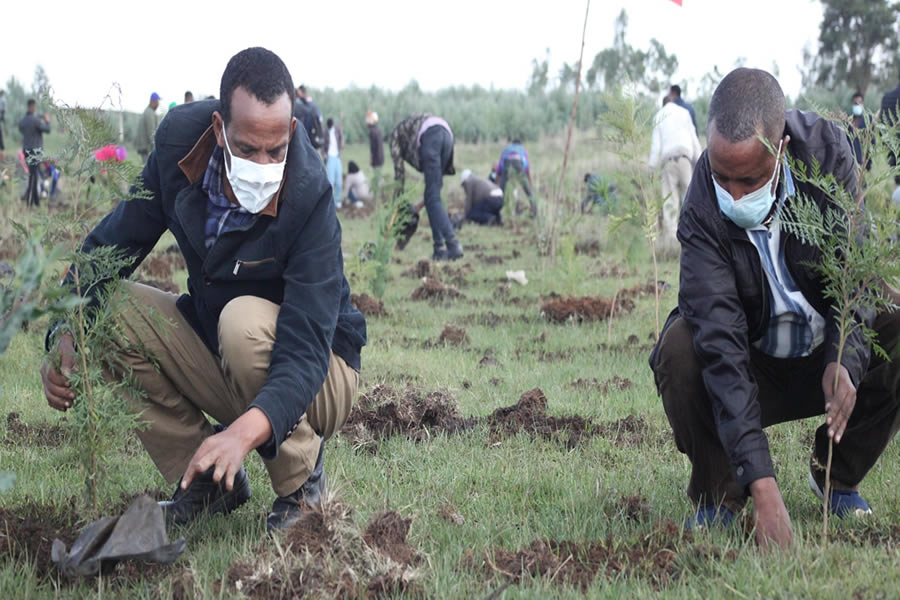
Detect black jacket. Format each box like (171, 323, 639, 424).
(651, 110, 866, 490)
(72, 100, 366, 459)
(368, 124, 384, 168)
(881, 82, 900, 178)
(18, 112, 50, 150)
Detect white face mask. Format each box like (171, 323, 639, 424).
(221, 125, 287, 213)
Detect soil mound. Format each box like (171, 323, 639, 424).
(486, 388, 594, 449)
(437, 325, 470, 346)
(342, 385, 476, 451)
(220, 501, 420, 599)
(541, 295, 634, 323)
(0, 502, 79, 576)
(4, 412, 67, 447)
(597, 414, 651, 447)
(410, 277, 464, 302)
(402, 259, 431, 278)
(467, 520, 735, 592)
(351, 293, 387, 317)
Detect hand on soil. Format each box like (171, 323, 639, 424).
(40, 332, 76, 411)
(823, 362, 856, 444)
(750, 477, 793, 550)
(182, 429, 248, 492)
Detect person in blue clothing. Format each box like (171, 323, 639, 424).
(497, 138, 536, 217)
(848, 91, 872, 170)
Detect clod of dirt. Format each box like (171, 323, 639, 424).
(574, 239, 602, 257)
(476, 253, 505, 265)
(568, 376, 634, 395)
(4, 412, 67, 447)
(466, 520, 736, 592)
(489, 377, 504, 387)
(617, 495, 652, 522)
(410, 277, 464, 302)
(437, 324, 470, 346)
(364, 511, 420, 566)
(402, 259, 432, 278)
(478, 355, 502, 368)
(541, 295, 634, 323)
(341, 385, 476, 452)
(0, 502, 79, 576)
(438, 503, 466, 526)
(221, 501, 420, 599)
(597, 414, 650, 447)
(351, 293, 388, 317)
(486, 388, 593, 449)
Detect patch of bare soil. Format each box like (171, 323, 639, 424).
(0, 502, 79, 576)
(489, 377, 504, 387)
(410, 277, 464, 302)
(833, 525, 900, 550)
(460, 311, 504, 327)
(617, 495, 652, 522)
(478, 354, 502, 368)
(591, 262, 633, 279)
(341, 203, 375, 219)
(541, 296, 634, 323)
(466, 520, 736, 593)
(485, 389, 593, 449)
(438, 503, 466, 526)
(351, 293, 387, 317)
(134, 277, 180, 294)
(568, 376, 634, 394)
(4, 412, 67, 447)
(140, 254, 173, 280)
(341, 385, 476, 452)
(438, 263, 471, 288)
(402, 259, 432, 278)
(574, 239, 602, 257)
(476, 253, 505, 265)
(597, 415, 651, 447)
(437, 325, 469, 346)
(219, 501, 420, 599)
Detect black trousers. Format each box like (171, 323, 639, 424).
(653, 308, 900, 509)
(466, 195, 503, 225)
(23, 148, 41, 207)
(418, 126, 456, 249)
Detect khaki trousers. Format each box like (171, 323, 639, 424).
(110, 282, 357, 497)
(659, 155, 693, 255)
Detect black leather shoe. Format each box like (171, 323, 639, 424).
(267, 439, 326, 532)
(445, 239, 464, 261)
(159, 465, 251, 526)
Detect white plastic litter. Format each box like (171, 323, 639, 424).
(506, 270, 528, 285)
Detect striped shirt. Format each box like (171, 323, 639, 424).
(747, 162, 825, 358)
(203, 147, 257, 249)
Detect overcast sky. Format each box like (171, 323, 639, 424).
(3, 0, 823, 113)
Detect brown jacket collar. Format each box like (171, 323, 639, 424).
(176, 125, 282, 217)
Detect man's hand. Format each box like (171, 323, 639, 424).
(750, 477, 793, 550)
(40, 331, 76, 411)
(181, 408, 272, 491)
(823, 362, 856, 444)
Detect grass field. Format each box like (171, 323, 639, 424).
(1, 133, 899, 599)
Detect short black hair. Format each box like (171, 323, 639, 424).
(511, 138, 522, 144)
(184, 90, 193, 99)
(26, 99, 36, 109)
(852, 91, 864, 101)
(327, 118, 334, 128)
(669, 84, 682, 97)
(708, 68, 785, 144)
(219, 47, 294, 125)
(348, 160, 359, 173)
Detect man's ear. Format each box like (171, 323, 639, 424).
(290, 116, 297, 138)
(212, 111, 225, 148)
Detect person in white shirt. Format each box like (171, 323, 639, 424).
(343, 161, 371, 208)
(648, 97, 702, 255)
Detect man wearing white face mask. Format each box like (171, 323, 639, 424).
(40, 47, 367, 533)
(649, 68, 900, 550)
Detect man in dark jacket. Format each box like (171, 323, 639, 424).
(650, 68, 900, 549)
(669, 84, 698, 134)
(18, 99, 51, 206)
(457, 168, 503, 226)
(39, 47, 367, 532)
(390, 113, 463, 261)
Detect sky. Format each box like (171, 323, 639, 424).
(3, 0, 824, 113)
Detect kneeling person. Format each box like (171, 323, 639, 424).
(458, 169, 503, 226)
(40, 47, 367, 532)
(649, 68, 900, 549)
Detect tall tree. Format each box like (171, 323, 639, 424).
(815, 0, 899, 95)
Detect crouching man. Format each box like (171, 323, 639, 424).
(40, 47, 366, 532)
(649, 68, 900, 548)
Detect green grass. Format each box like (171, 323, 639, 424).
(1, 137, 899, 599)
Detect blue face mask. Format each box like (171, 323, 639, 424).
(713, 139, 783, 229)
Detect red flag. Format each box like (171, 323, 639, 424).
(670, 0, 683, 5)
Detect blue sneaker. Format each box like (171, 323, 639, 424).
(808, 472, 872, 518)
(685, 505, 736, 530)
